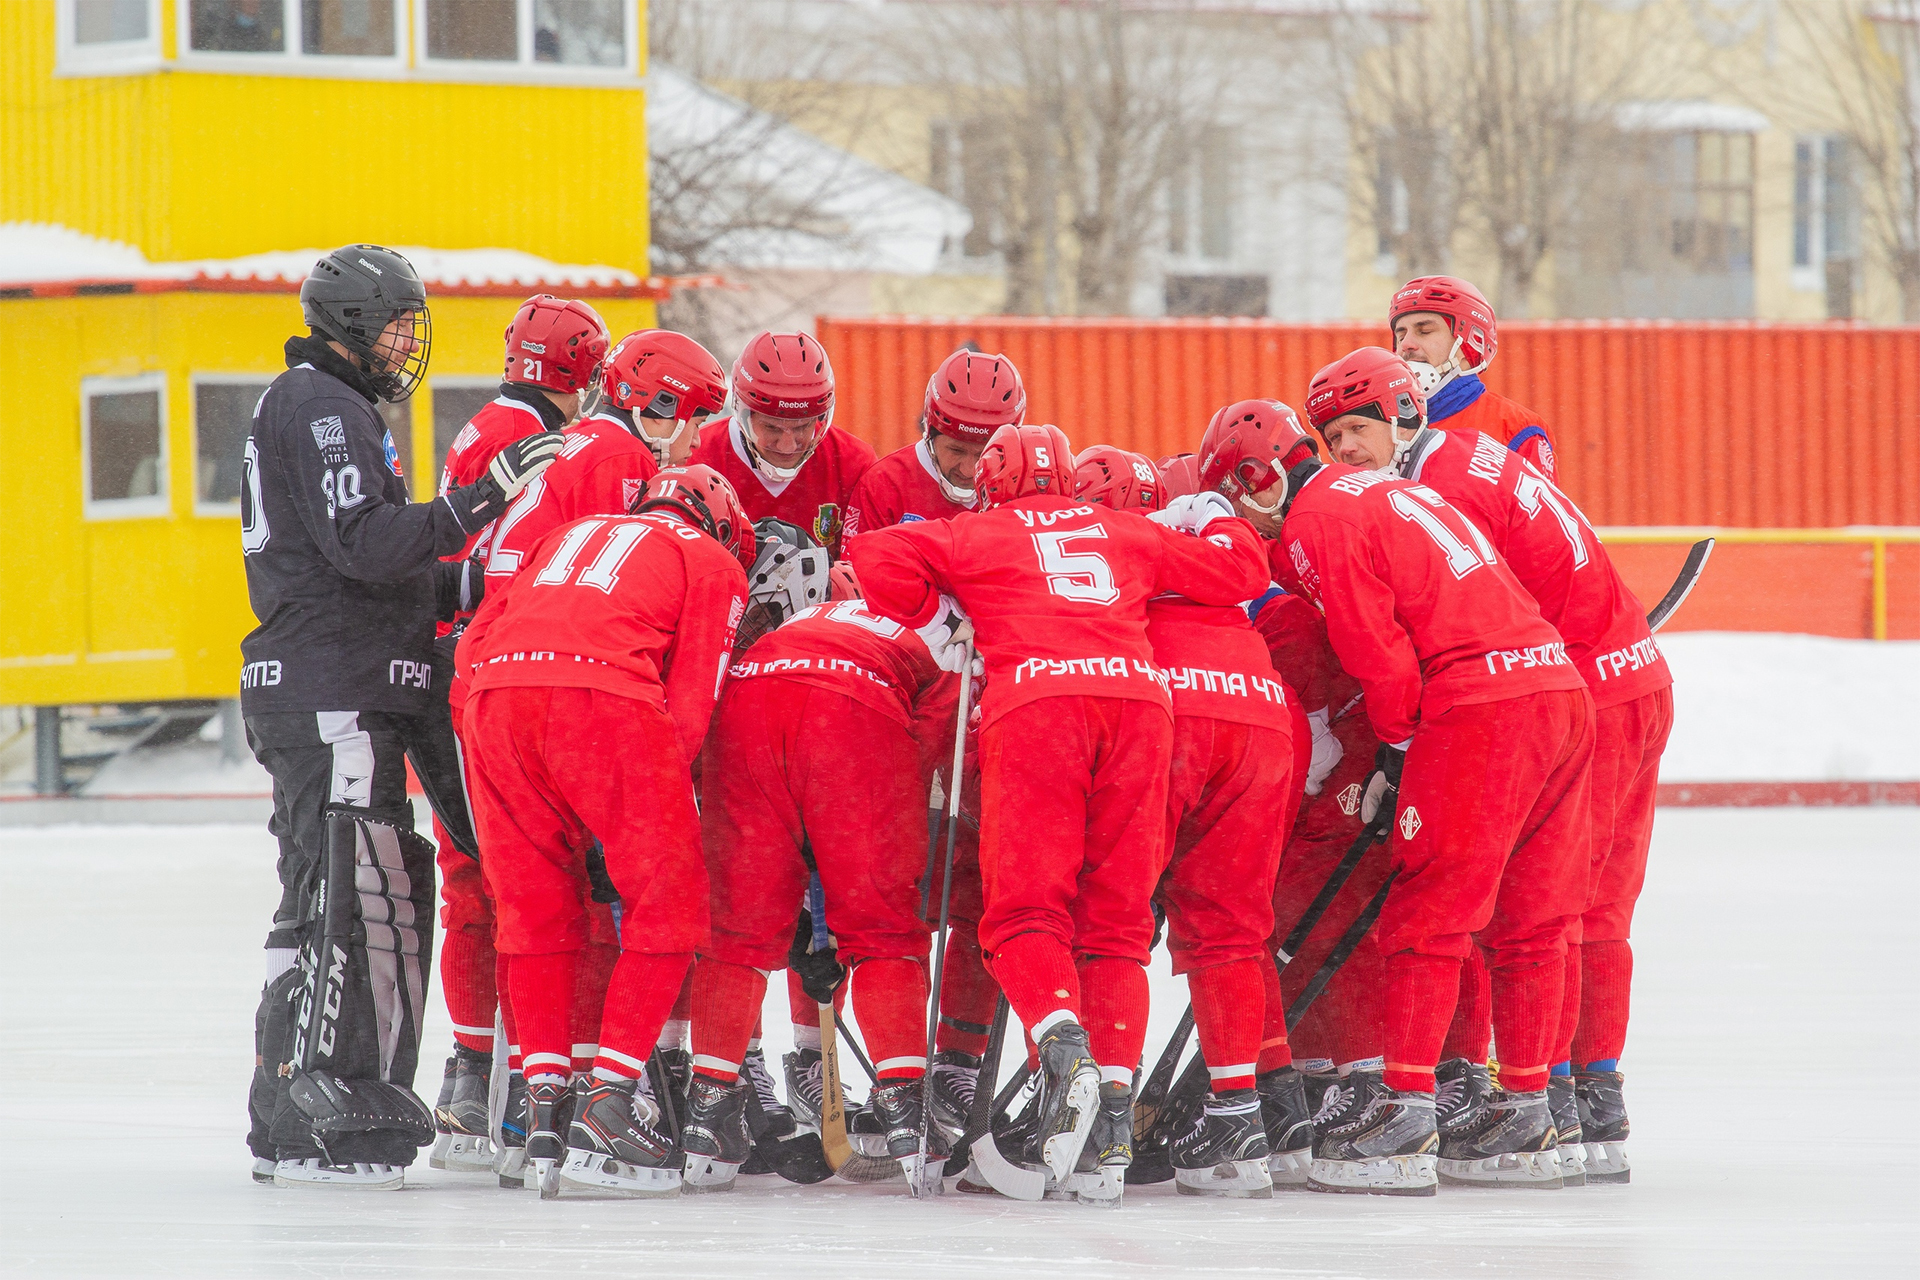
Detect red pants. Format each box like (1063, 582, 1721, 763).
(1378, 689, 1594, 1095)
(1161, 717, 1292, 973)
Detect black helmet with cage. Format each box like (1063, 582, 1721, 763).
(299, 245, 432, 402)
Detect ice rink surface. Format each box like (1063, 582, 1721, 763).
(2, 807, 1914, 1279)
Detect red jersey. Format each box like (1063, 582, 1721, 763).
(1405, 430, 1670, 709)
(1145, 599, 1289, 731)
(844, 441, 971, 535)
(457, 511, 747, 762)
(1276, 464, 1586, 745)
(1425, 375, 1559, 484)
(1251, 590, 1362, 721)
(438, 388, 567, 561)
(727, 600, 946, 731)
(849, 496, 1269, 728)
(688, 419, 876, 555)
(483, 409, 659, 591)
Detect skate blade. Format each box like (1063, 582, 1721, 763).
(495, 1146, 527, 1189)
(432, 1131, 498, 1173)
(273, 1161, 404, 1191)
(900, 1153, 948, 1198)
(1584, 1141, 1630, 1183)
(1174, 1159, 1274, 1198)
(1438, 1149, 1564, 1188)
(530, 1157, 560, 1200)
(681, 1154, 742, 1193)
(1307, 1153, 1438, 1196)
(554, 1149, 681, 1199)
(1267, 1148, 1312, 1188)
(1062, 1167, 1126, 1206)
(1040, 1069, 1102, 1182)
(1558, 1144, 1588, 1187)
(251, 1158, 278, 1185)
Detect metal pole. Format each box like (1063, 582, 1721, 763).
(34, 706, 62, 796)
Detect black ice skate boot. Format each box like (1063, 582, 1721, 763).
(495, 1071, 530, 1189)
(558, 1076, 682, 1199)
(1256, 1067, 1314, 1189)
(681, 1075, 753, 1192)
(1574, 1069, 1630, 1184)
(783, 1047, 825, 1129)
(1033, 1021, 1103, 1183)
(929, 1049, 981, 1139)
(1172, 1088, 1273, 1199)
(870, 1079, 951, 1195)
(1064, 1080, 1133, 1205)
(1437, 1087, 1562, 1189)
(1306, 1071, 1439, 1196)
(1435, 1057, 1494, 1144)
(522, 1079, 572, 1198)
(1547, 1075, 1586, 1186)
(430, 1045, 497, 1173)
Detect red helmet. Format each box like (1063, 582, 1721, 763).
(632, 464, 755, 569)
(603, 329, 727, 422)
(1073, 445, 1163, 513)
(974, 423, 1075, 510)
(924, 350, 1027, 442)
(1155, 453, 1202, 500)
(1388, 275, 1497, 376)
(1197, 400, 1318, 515)
(1304, 347, 1426, 436)
(730, 331, 834, 422)
(503, 295, 610, 394)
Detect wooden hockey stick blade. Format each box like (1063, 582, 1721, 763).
(1644, 537, 1715, 634)
(819, 1002, 902, 1183)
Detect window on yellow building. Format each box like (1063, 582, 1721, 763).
(430, 381, 502, 478)
(423, 0, 628, 70)
(57, 0, 160, 73)
(184, 0, 401, 60)
(83, 374, 168, 521)
(192, 377, 271, 513)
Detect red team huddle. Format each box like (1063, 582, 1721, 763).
(419, 273, 1670, 1204)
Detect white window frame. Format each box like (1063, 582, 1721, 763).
(427, 376, 508, 481)
(414, 0, 640, 85)
(172, 0, 408, 79)
(82, 372, 170, 521)
(189, 373, 274, 517)
(55, 0, 163, 77)
(1792, 133, 1858, 293)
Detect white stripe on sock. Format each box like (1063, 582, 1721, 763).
(1099, 1065, 1131, 1086)
(875, 1055, 927, 1074)
(1207, 1062, 1257, 1081)
(596, 1044, 649, 1073)
(450, 1022, 495, 1037)
(1033, 1010, 1077, 1040)
(692, 1053, 740, 1075)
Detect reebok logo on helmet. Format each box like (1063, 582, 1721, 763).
(521, 341, 547, 354)
(357, 258, 383, 275)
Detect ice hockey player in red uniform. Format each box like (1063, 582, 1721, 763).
(1200, 402, 1594, 1195)
(844, 349, 1026, 534)
(1390, 276, 1561, 483)
(456, 465, 752, 1198)
(428, 294, 605, 1176)
(850, 423, 1268, 1203)
(1073, 446, 1302, 1198)
(684, 532, 969, 1194)
(689, 331, 874, 555)
(1309, 346, 1672, 1186)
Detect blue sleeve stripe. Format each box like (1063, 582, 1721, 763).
(1245, 584, 1286, 622)
(1507, 425, 1548, 453)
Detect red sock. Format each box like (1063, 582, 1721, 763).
(1190, 957, 1265, 1091)
(496, 952, 522, 1072)
(853, 957, 932, 1081)
(935, 928, 998, 1057)
(441, 925, 498, 1054)
(671, 966, 695, 1021)
(1487, 952, 1564, 1094)
(1382, 951, 1459, 1093)
(1440, 946, 1492, 1063)
(1571, 938, 1632, 1066)
(690, 958, 767, 1082)
(986, 932, 1081, 1032)
(1257, 948, 1293, 1073)
(1078, 956, 1147, 1078)
(1554, 939, 1583, 1066)
(508, 951, 577, 1081)
(595, 951, 694, 1080)
(571, 941, 618, 1074)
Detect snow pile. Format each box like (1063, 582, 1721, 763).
(0, 222, 180, 283)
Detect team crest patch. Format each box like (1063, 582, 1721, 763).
(813, 503, 843, 547)
(1399, 806, 1422, 840)
(310, 416, 345, 450)
(622, 477, 646, 511)
(1337, 783, 1362, 817)
(382, 429, 403, 477)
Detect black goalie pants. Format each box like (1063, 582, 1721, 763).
(244, 708, 472, 1163)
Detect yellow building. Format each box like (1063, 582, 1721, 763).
(0, 0, 672, 708)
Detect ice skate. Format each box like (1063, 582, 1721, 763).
(272, 1157, 405, 1190)
(1305, 1071, 1439, 1196)
(1256, 1066, 1313, 1188)
(555, 1076, 682, 1199)
(869, 1080, 949, 1195)
(929, 1049, 980, 1139)
(495, 1071, 530, 1189)
(783, 1046, 826, 1129)
(1435, 1057, 1493, 1141)
(523, 1079, 572, 1198)
(737, 1046, 792, 1174)
(1548, 1075, 1586, 1186)
(1033, 1021, 1102, 1182)
(1575, 1069, 1631, 1184)
(1437, 1088, 1563, 1188)
(681, 1075, 752, 1193)
(430, 1045, 497, 1173)
(1060, 1080, 1132, 1205)
(251, 1157, 277, 1185)
(1172, 1088, 1273, 1199)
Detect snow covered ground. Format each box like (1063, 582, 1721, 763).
(2, 808, 1914, 1278)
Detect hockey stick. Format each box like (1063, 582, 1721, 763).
(966, 996, 1047, 1201)
(914, 639, 975, 1198)
(1284, 869, 1397, 1034)
(1275, 811, 1390, 965)
(645, 1048, 682, 1147)
(1644, 537, 1715, 634)
(811, 878, 901, 1183)
(918, 771, 946, 921)
(950, 997, 1010, 1172)
(1126, 1004, 1196, 1160)
(833, 1013, 879, 1085)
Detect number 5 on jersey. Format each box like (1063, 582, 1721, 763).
(533, 518, 650, 593)
(1033, 525, 1119, 605)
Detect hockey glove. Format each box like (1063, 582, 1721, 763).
(1147, 491, 1235, 536)
(789, 907, 845, 1004)
(489, 430, 566, 499)
(1303, 708, 1343, 797)
(915, 594, 979, 675)
(1359, 741, 1407, 825)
